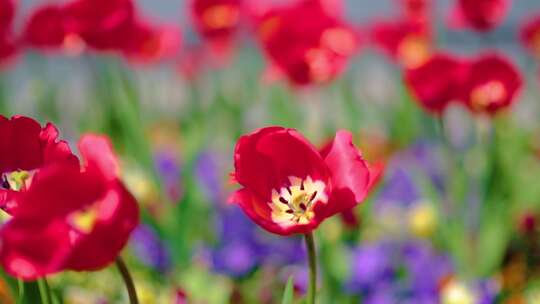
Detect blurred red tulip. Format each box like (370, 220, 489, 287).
(23, 5, 69, 49)
(404, 53, 467, 115)
(0, 116, 77, 213)
(257, 0, 358, 86)
(449, 0, 509, 32)
(191, 0, 242, 44)
(0, 134, 139, 280)
(63, 0, 135, 51)
(520, 14, 540, 59)
(122, 20, 181, 65)
(371, 19, 431, 68)
(460, 53, 522, 115)
(229, 127, 377, 236)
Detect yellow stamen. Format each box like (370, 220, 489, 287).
(70, 207, 98, 234)
(270, 176, 327, 227)
(5, 171, 32, 191)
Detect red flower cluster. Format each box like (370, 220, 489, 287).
(521, 14, 540, 59)
(450, 0, 509, 32)
(256, 0, 359, 86)
(229, 127, 378, 235)
(0, 116, 139, 280)
(405, 52, 523, 116)
(22, 0, 180, 62)
(0, 0, 17, 67)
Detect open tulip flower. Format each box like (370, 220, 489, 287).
(0, 131, 139, 280)
(460, 53, 522, 116)
(229, 127, 377, 236)
(256, 0, 359, 86)
(450, 0, 509, 32)
(0, 116, 77, 213)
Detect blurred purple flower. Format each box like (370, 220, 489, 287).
(194, 150, 225, 204)
(130, 224, 172, 273)
(346, 240, 453, 302)
(208, 205, 304, 278)
(154, 150, 183, 202)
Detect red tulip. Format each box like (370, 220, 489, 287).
(191, 0, 242, 43)
(229, 127, 377, 236)
(63, 0, 135, 51)
(257, 0, 358, 86)
(0, 134, 139, 280)
(370, 18, 431, 68)
(460, 54, 522, 115)
(23, 5, 69, 49)
(0, 116, 77, 213)
(404, 53, 467, 115)
(520, 14, 540, 59)
(450, 0, 509, 32)
(122, 20, 181, 64)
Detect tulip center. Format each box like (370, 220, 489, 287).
(202, 4, 239, 30)
(1, 171, 33, 192)
(69, 206, 98, 234)
(270, 176, 327, 227)
(470, 80, 507, 111)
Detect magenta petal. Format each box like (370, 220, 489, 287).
(321, 130, 370, 215)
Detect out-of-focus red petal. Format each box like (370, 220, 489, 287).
(320, 130, 371, 216)
(0, 218, 72, 280)
(78, 134, 120, 181)
(23, 5, 67, 49)
(13, 163, 105, 220)
(404, 53, 467, 115)
(65, 182, 139, 271)
(460, 53, 523, 115)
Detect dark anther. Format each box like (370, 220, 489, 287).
(286, 209, 294, 214)
(309, 191, 317, 202)
(300, 180, 305, 190)
(299, 203, 307, 210)
(279, 197, 289, 205)
(1, 175, 9, 190)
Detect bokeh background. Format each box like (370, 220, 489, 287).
(2, 0, 540, 303)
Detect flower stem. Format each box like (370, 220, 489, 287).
(115, 256, 139, 304)
(37, 278, 52, 304)
(304, 232, 317, 304)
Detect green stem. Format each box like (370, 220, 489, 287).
(304, 232, 318, 304)
(37, 278, 52, 304)
(115, 256, 139, 304)
(16, 279, 24, 304)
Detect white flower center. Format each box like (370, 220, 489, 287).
(270, 176, 328, 227)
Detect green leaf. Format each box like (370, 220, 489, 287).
(281, 276, 295, 304)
